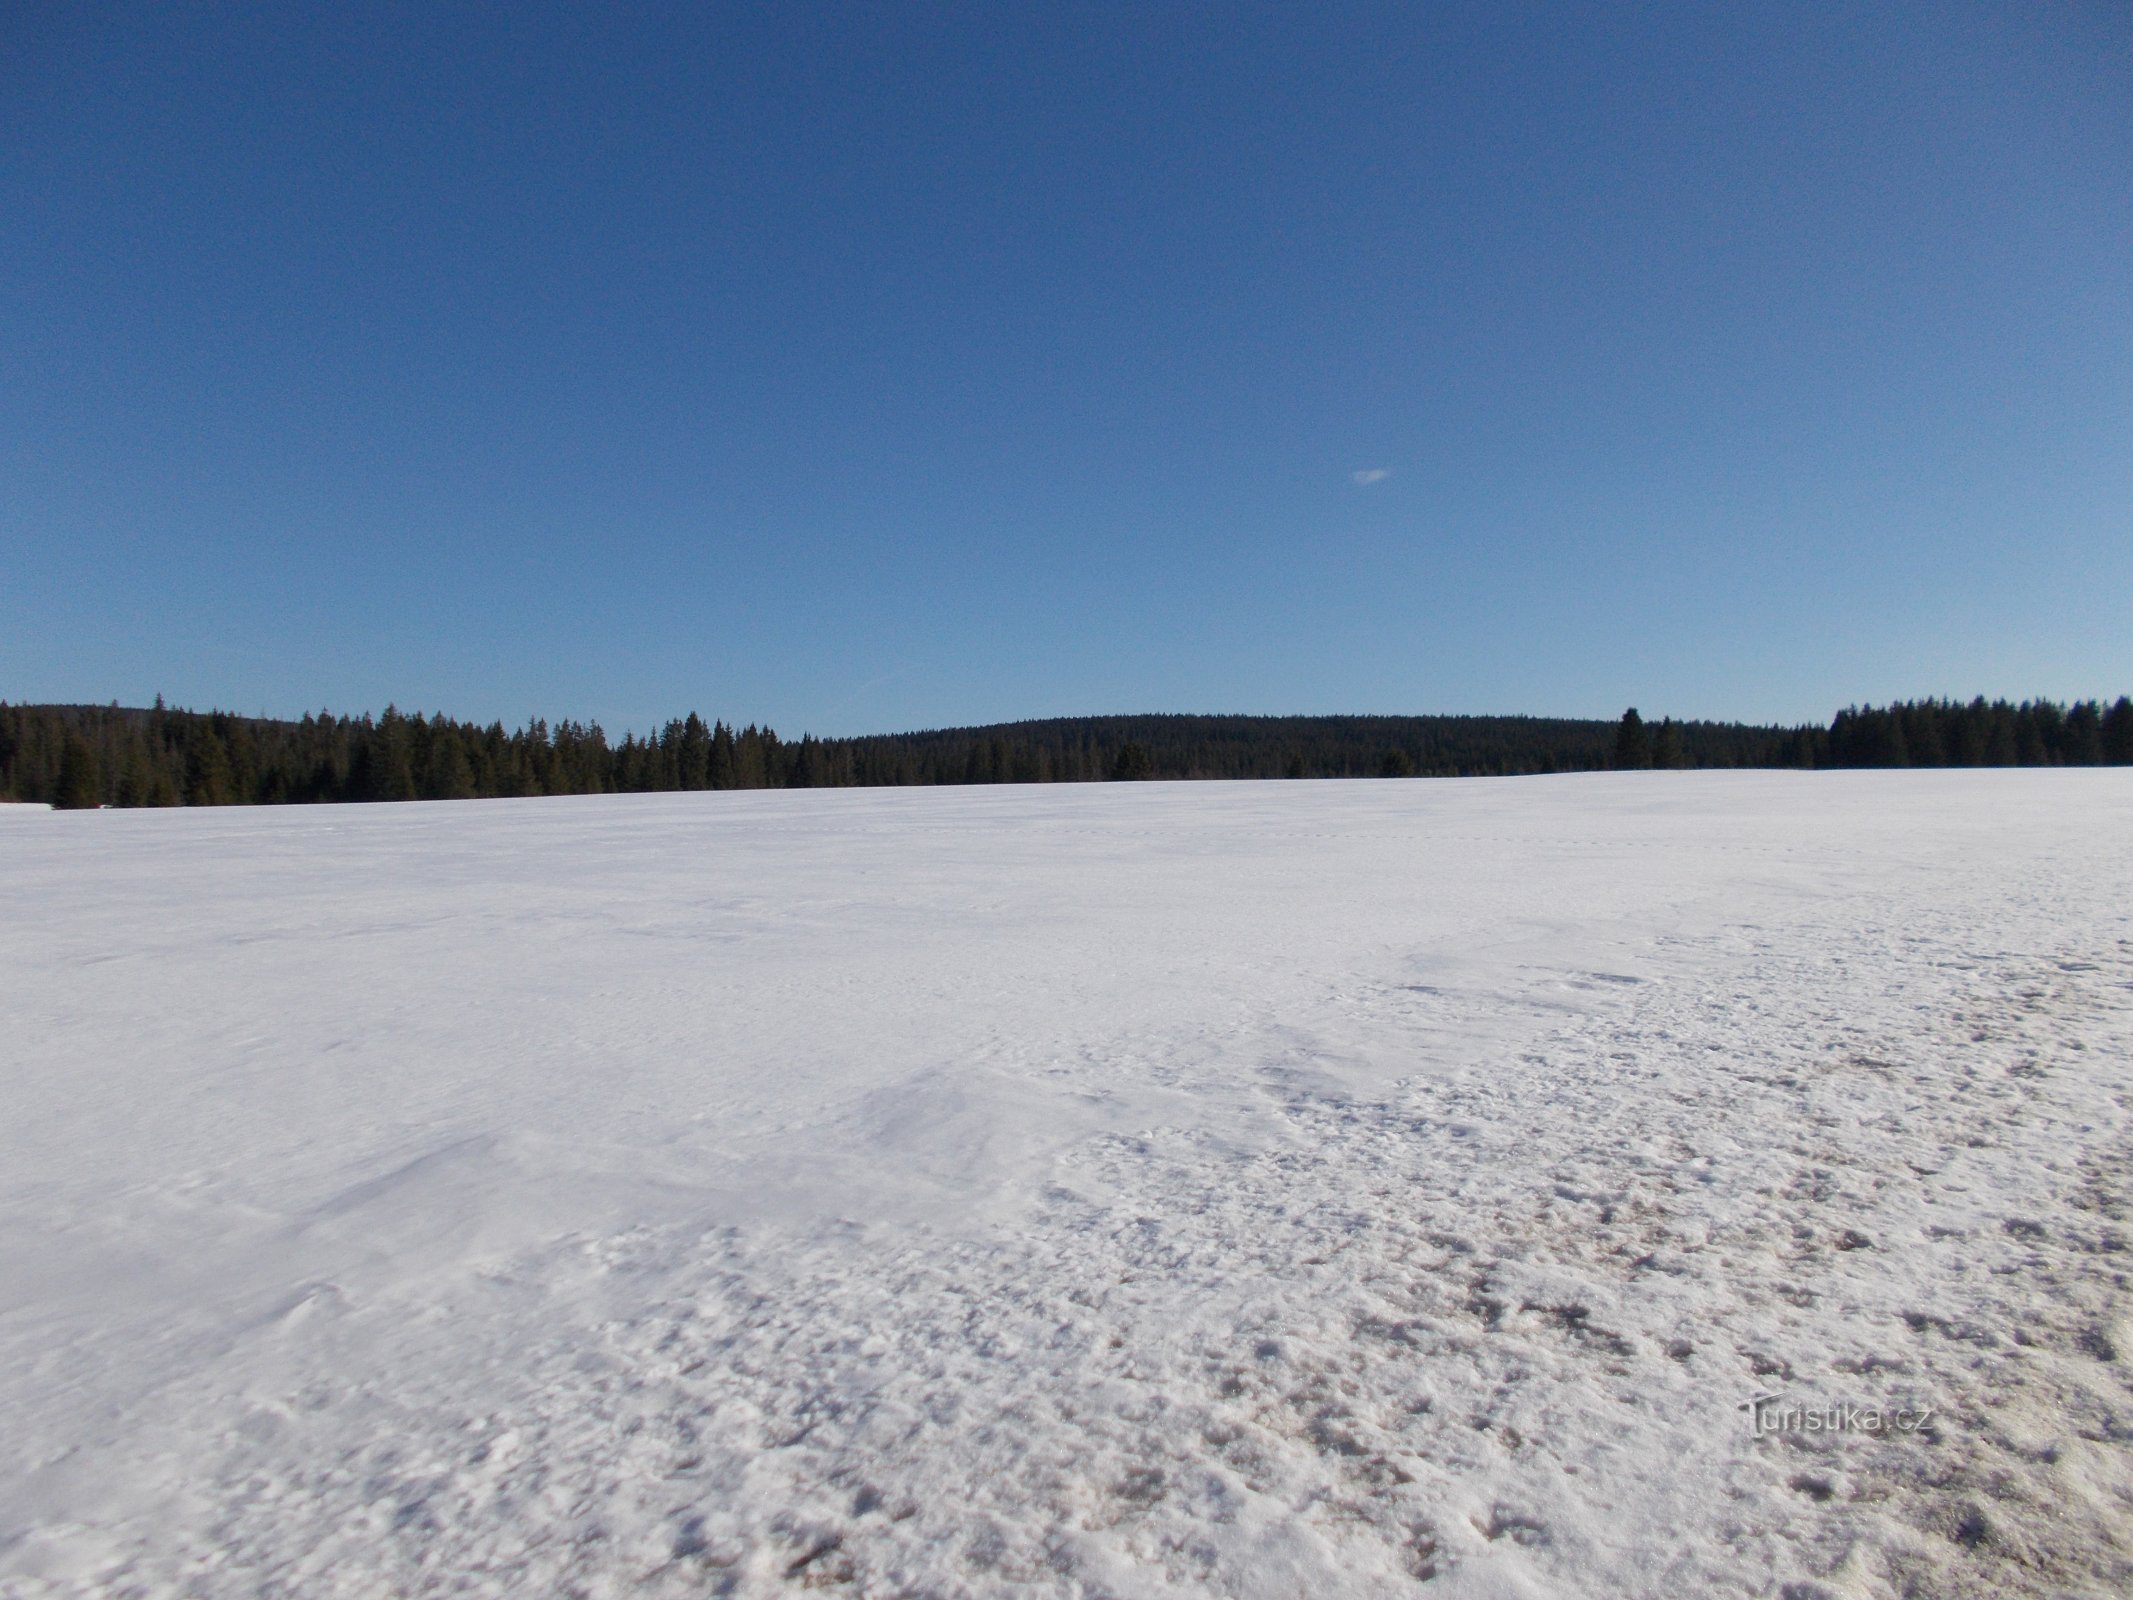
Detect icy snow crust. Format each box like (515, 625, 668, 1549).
(3, 772, 2131, 1597)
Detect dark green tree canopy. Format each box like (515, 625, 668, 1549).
(3, 694, 2125, 809)
(1614, 709, 1649, 771)
(1110, 741, 1153, 781)
(54, 736, 101, 810)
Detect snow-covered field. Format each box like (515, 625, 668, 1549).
(3, 773, 2130, 1599)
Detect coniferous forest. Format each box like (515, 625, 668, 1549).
(1, 696, 2128, 809)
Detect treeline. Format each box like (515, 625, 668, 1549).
(2, 695, 2128, 809)
(1823, 697, 2132, 769)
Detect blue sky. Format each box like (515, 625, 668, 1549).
(4, 3, 2128, 735)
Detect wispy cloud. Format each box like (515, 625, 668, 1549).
(817, 661, 919, 730)
(1351, 468, 1390, 485)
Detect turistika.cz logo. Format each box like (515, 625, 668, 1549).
(1741, 1393, 1935, 1439)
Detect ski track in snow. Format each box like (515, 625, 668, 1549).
(2, 772, 2130, 1597)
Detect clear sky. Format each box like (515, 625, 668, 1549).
(4, 3, 2128, 735)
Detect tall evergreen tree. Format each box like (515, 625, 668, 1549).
(54, 736, 102, 809)
(423, 721, 477, 800)
(676, 712, 711, 789)
(2103, 697, 2133, 764)
(183, 728, 232, 806)
(2064, 700, 2103, 765)
(709, 721, 737, 788)
(368, 708, 418, 801)
(1614, 709, 1649, 770)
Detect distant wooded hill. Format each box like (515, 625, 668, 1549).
(3, 696, 2128, 809)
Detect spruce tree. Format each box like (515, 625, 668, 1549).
(2016, 716, 2046, 766)
(183, 728, 232, 806)
(424, 726, 476, 800)
(370, 709, 418, 801)
(1987, 706, 2019, 765)
(2103, 697, 2133, 764)
(1614, 709, 1649, 770)
(677, 712, 711, 790)
(2064, 700, 2103, 765)
(55, 736, 102, 809)
(1651, 718, 1685, 770)
(116, 749, 153, 807)
(1111, 740, 1153, 780)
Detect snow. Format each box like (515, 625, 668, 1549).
(2, 771, 2130, 1598)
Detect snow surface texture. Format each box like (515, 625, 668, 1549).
(3, 773, 2131, 1599)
